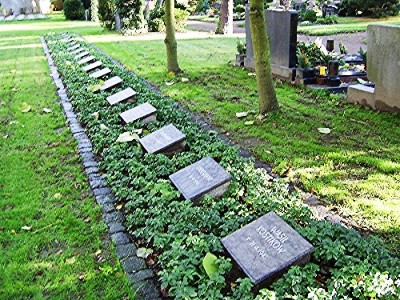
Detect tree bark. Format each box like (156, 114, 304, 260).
(216, 0, 233, 34)
(91, 0, 99, 22)
(249, 0, 278, 114)
(164, 0, 181, 73)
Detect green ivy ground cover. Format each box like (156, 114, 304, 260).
(45, 33, 400, 299)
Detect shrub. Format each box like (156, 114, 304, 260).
(148, 18, 165, 32)
(302, 9, 317, 23)
(173, 8, 189, 32)
(234, 4, 245, 13)
(63, 0, 84, 20)
(338, 0, 400, 18)
(148, 7, 188, 32)
(98, 0, 115, 29)
(316, 15, 338, 24)
(115, 0, 147, 34)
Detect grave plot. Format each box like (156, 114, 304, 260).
(78, 55, 95, 65)
(169, 157, 231, 201)
(139, 124, 185, 155)
(89, 67, 111, 79)
(107, 87, 137, 105)
(83, 61, 102, 72)
(222, 211, 313, 285)
(119, 102, 156, 123)
(100, 76, 122, 91)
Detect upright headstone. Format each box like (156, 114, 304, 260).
(83, 61, 102, 72)
(222, 211, 314, 285)
(89, 68, 111, 79)
(100, 76, 122, 91)
(139, 124, 186, 155)
(119, 102, 156, 124)
(115, 12, 121, 32)
(245, 8, 298, 80)
(107, 88, 137, 105)
(169, 157, 231, 201)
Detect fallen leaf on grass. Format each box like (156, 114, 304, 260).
(94, 250, 102, 256)
(317, 127, 331, 134)
(10, 69, 16, 73)
(9, 121, 18, 125)
(115, 204, 123, 210)
(53, 193, 62, 199)
(66, 257, 76, 265)
(116, 132, 139, 143)
(42, 108, 52, 113)
(137, 247, 153, 259)
(247, 72, 256, 77)
(55, 249, 63, 255)
(235, 112, 248, 118)
(78, 274, 85, 281)
(181, 77, 189, 82)
(21, 102, 32, 113)
(21, 226, 32, 231)
(244, 121, 255, 126)
(84, 217, 91, 223)
(3, 135, 9, 139)
(12, 87, 18, 92)
(0, 101, 6, 106)
(165, 81, 175, 86)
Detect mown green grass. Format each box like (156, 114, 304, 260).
(0, 14, 133, 299)
(93, 37, 400, 254)
(297, 16, 400, 35)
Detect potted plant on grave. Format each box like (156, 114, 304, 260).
(235, 40, 246, 67)
(296, 50, 315, 83)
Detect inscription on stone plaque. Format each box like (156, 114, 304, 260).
(107, 87, 137, 105)
(139, 124, 185, 155)
(89, 68, 111, 79)
(82, 61, 102, 72)
(78, 55, 95, 65)
(100, 76, 122, 91)
(221, 211, 314, 284)
(68, 44, 80, 51)
(119, 102, 156, 124)
(74, 51, 89, 60)
(169, 157, 231, 201)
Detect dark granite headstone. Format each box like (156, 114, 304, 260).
(169, 157, 231, 201)
(78, 55, 96, 65)
(74, 51, 89, 60)
(72, 48, 85, 54)
(119, 102, 156, 124)
(107, 87, 137, 105)
(100, 76, 122, 91)
(89, 67, 111, 79)
(68, 44, 80, 51)
(82, 61, 102, 72)
(139, 124, 185, 155)
(221, 211, 314, 285)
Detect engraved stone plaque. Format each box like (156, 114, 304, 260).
(221, 211, 314, 284)
(78, 55, 95, 65)
(119, 102, 156, 124)
(89, 68, 111, 79)
(107, 88, 137, 105)
(169, 157, 231, 201)
(100, 76, 122, 91)
(82, 61, 102, 72)
(139, 124, 185, 155)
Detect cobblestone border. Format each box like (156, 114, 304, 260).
(40, 36, 161, 300)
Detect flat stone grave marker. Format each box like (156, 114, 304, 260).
(72, 47, 85, 54)
(119, 102, 156, 124)
(139, 124, 185, 155)
(107, 87, 137, 105)
(37, 14, 46, 19)
(89, 67, 111, 79)
(169, 156, 231, 201)
(0, 16, 5, 21)
(16, 14, 25, 21)
(221, 211, 314, 285)
(74, 51, 89, 60)
(27, 14, 35, 20)
(78, 55, 96, 65)
(100, 76, 122, 91)
(68, 44, 80, 51)
(5, 15, 15, 21)
(82, 61, 102, 72)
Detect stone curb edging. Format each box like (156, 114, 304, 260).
(40, 36, 161, 300)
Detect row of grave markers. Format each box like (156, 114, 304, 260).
(61, 33, 314, 287)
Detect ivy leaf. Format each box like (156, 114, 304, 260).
(137, 247, 153, 259)
(202, 252, 218, 278)
(317, 127, 331, 134)
(116, 132, 139, 143)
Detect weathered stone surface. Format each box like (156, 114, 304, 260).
(74, 51, 89, 60)
(120, 102, 156, 124)
(96, 194, 116, 205)
(101, 203, 115, 214)
(68, 44, 80, 51)
(5, 15, 15, 21)
(347, 84, 375, 108)
(16, 14, 25, 21)
(127, 269, 154, 283)
(107, 87, 137, 105)
(132, 280, 161, 300)
(115, 243, 137, 258)
(109, 222, 126, 234)
(72, 47, 85, 54)
(82, 61, 102, 72)
(77, 55, 95, 65)
(89, 67, 111, 79)
(100, 76, 122, 91)
(103, 211, 124, 224)
(111, 232, 130, 245)
(222, 211, 314, 284)
(169, 157, 231, 201)
(121, 256, 147, 273)
(93, 187, 111, 196)
(139, 124, 185, 155)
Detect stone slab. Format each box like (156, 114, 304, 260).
(120, 102, 156, 124)
(26, 14, 35, 20)
(16, 14, 25, 21)
(72, 47, 85, 54)
(68, 44, 80, 51)
(347, 84, 375, 108)
(139, 124, 185, 155)
(89, 67, 111, 79)
(107, 87, 137, 105)
(77, 55, 95, 65)
(82, 61, 102, 72)
(5, 15, 15, 21)
(74, 51, 89, 60)
(221, 211, 314, 284)
(0, 16, 5, 21)
(100, 76, 122, 91)
(169, 157, 231, 201)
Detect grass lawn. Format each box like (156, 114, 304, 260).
(0, 14, 133, 298)
(91, 37, 400, 255)
(297, 16, 400, 35)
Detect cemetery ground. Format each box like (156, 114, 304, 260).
(0, 13, 399, 298)
(0, 16, 134, 299)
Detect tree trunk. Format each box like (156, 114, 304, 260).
(249, 0, 278, 114)
(216, 0, 233, 34)
(164, 0, 181, 73)
(91, 0, 99, 22)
